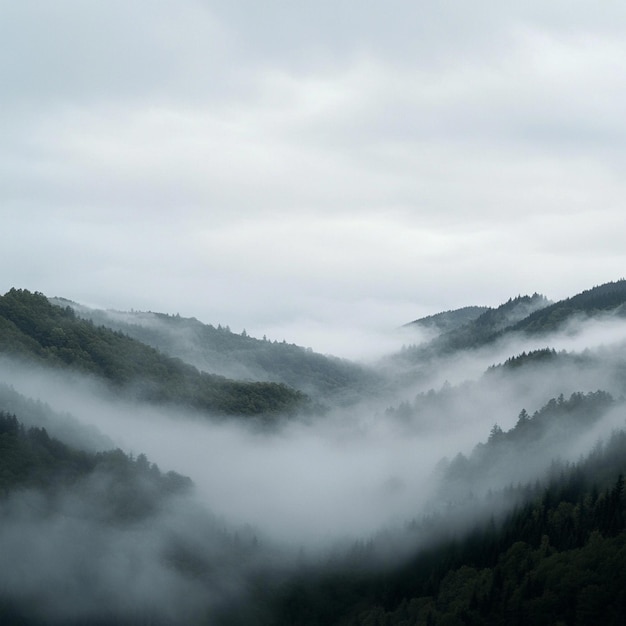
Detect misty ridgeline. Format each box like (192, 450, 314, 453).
(1, 281, 626, 624)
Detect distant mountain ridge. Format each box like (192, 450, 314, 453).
(405, 306, 489, 334)
(399, 293, 550, 361)
(399, 280, 626, 362)
(50, 299, 379, 402)
(509, 279, 626, 333)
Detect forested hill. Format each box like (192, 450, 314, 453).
(510, 278, 626, 333)
(400, 293, 549, 359)
(400, 280, 626, 361)
(50, 299, 378, 402)
(244, 398, 626, 626)
(0, 410, 191, 511)
(0, 410, 253, 625)
(0, 289, 307, 418)
(439, 390, 615, 500)
(405, 305, 489, 334)
(0, 382, 113, 451)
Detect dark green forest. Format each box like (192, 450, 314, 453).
(511, 279, 626, 334)
(399, 293, 549, 362)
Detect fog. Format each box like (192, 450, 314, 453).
(0, 489, 212, 623)
(0, 360, 448, 545)
(1, 306, 626, 622)
(2, 312, 626, 546)
(52, 299, 424, 382)
(395, 312, 626, 395)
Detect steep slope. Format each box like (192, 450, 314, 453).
(51, 299, 379, 402)
(0, 289, 307, 419)
(2, 280, 626, 625)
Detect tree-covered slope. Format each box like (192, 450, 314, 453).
(0, 382, 113, 451)
(510, 278, 626, 334)
(399, 293, 549, 361)
(405, 305, 489, 334)
(439, 390, 615, 501)
(0, 410, 191, 510)
(399, 280, 626, 364)
(0, 410, 260, 626)
(1, 280, 626, 624)
(51, 299, 379, 402)
(0, 289, 307, 418)
(243, 402, 626, 626)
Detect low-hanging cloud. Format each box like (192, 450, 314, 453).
(2, 309, 626, 550)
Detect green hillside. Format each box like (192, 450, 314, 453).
(511, 279, 626, 334)
(0, 382, 113, 451)
(0, 410, 254, 625)
(399, 293, 548, 361)
(0, 289, 307, 419)
(53, 300, 379, 402)
(0, 410, 190, 511)
(400, 281, 626, 363)
(405, 305, 489, 333)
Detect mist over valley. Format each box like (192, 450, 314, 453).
(0, 281, 626, 623)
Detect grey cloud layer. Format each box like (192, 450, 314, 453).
(2, 1, 626, 350)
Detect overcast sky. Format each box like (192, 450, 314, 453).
(2, 1, 626, 358)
